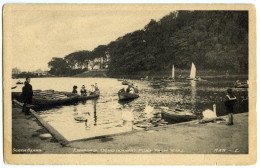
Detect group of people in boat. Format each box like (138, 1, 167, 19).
(119, 83, 139, 94)
(72, 83, 99, 96)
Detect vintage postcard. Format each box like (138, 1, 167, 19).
(3, 4, 256, 165)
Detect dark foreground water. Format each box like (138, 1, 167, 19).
(12, 76, 248, 132)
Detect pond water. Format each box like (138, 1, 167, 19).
(12, 76, 248, 140)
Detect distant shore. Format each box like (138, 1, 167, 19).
(73, 69, 248, 79)
(12, 69, 248, 79)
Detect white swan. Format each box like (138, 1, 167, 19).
(202, 104, 217, 119)
(111, 98, 120, 109)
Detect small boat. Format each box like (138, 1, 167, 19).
(118, 92, 139, 101)
(16, 80, 23, 84)
(187, 62, 196, 80)
(117, 79, 124, 81)
(235, 84, 248, 88)
(32, 91, 80, 106)
(162, 65, 175, 82)
(74, 116, 87, 122)
(234, 80, 248, 88)
(11, 86, 17, 89)
(12, 90, 80, 107)
(161, 109, 197, 122)
(78, 91, 100, 100)
(74, 112, 90, 122)
(148, 83, 161, 87)
(122, 81, 129, 85)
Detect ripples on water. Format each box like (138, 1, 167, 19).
(12, 76, 248, 130)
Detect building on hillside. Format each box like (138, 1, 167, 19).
(33, 69, 49, 76)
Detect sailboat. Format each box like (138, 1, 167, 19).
(171, 64, 175, 79)
(187, 62, 196, 80)
(164, 64, 175, 81)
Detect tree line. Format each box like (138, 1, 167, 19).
(48, 45, 108, 76)
(48, 11, 248, 77)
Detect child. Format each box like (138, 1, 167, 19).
(224, 89, 237, 125)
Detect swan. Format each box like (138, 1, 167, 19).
(111, 98, 120, 109)
(202, 104, 217, 119)
(143, 101, 154, 119)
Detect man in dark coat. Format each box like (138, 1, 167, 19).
(21, 77, 33, 115)
(224, 89, 237, 125)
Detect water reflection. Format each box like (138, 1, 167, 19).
(190, 80, 196, 112)
(93, 99, 97, 126)
(73, 105, 78, 116)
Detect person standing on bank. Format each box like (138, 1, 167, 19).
(224, 89, 237, 125)
(21, 77, 33, 115)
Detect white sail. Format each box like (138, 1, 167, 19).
(190, 62, 196, 79)
(172, 64, 175, 78)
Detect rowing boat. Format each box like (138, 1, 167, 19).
(78, 91, 100, 100)
(122, 81, 129, 85)
(16, 80, 23, 84)
(161, 109, 197, 122)
(31, 91, 79, 106)
(118, 92, 139, 101)
(234, 81, 248, 88)
(12, 89, 99, 107)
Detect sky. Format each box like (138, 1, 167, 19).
(9, 5, 176, 71)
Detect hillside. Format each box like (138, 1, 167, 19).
(107, 11, 248, 76)
(48, 11, 248, 78)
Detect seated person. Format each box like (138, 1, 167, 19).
(72, 85, 78, 94)
(129, 87, 135, 93)
(126, 85, 131, 93)
(91, 85, 95, 92)
(80, 85, 87, 96)
(94, 83, 99, 91)
(134, 86, 139, 93)
(89, 85, 95, 95)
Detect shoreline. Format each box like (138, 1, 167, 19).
(12, 73, 249, 80)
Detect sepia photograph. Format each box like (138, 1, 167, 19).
(3, 4, 256, 165)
